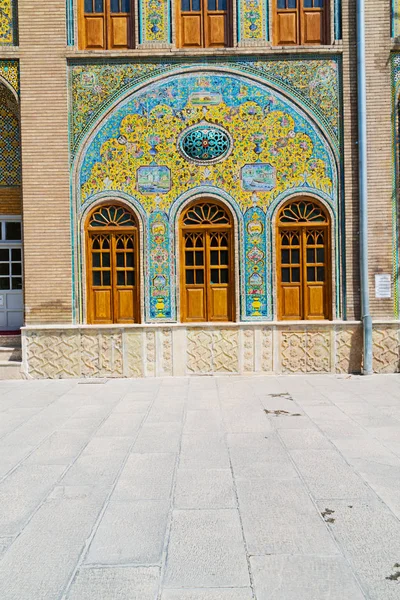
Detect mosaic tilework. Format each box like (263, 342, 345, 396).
(74, 65, 340, 322)
(391, 54, 400, 315)
(70, 58, 341, 154)
(139, 0, 170, 45)
(0, 60, 19, 96)
(66, 0, 74, 46)
(238, 0, 267, 42)
(0, 0, 15, 45)
(0, 83, 21, 186)
(393, 0, 400, 37)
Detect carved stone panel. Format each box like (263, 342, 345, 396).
(373, 328, 400, 374)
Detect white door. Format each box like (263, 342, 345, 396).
(0, 218, 23, 331)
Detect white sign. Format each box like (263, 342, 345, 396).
(375, 274, 391, 299)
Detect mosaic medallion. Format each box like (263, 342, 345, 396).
(178, 121, 232, 164)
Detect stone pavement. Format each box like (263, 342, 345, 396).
(0, 375, 400, 599)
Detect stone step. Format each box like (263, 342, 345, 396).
(0, 346, 22, 362)
(0, 335, 21, 348)
(0, 361, 24, 380)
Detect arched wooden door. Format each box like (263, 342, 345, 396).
(180, 201, 235, 322)
(277, 199, 332, 320)
(86, 204, 140, 324)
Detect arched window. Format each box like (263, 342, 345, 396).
(86, 204, 140, 324)
(273, 0, 329, 46)
(180, 201, 234, 322)
(277, 199, 331, 320)
(79, 0, 133, 50)
(178, 0, 231, 48)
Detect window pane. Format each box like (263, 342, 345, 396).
(306, 248, 315, 263)
(103, 271, 111, 286)
(84, 0, 93, 12)
(185, 251, 194, 266)
(210, 251, 218, 265)
(303, 0, 312, 6)
(291, 249, 300, 264)
(5, 222, 21, 241)
(288, 0, 297, 8)
(281, 249, 290, 264)
(317, 248, 324, 262)
(117, 271, 125, 286)
(211, 269, 219, 284)
(281, 268, 290, 283)
(0, 264, 9, 276)
(219, 0, 226, 9)
(93, 271, 101, 286)
(186, 270, 194, 284)
(0, 249, 9, 261)
(181, 0, 190, 10)
(317, 267, 325, 282)
(12, 248, 21, 261)
(277, 0, 286, 7)
(292, 267, 300, 282)
(111, 0, 120, 11)
(121, 0, 130, 11)
(12, 277, 22, 290)
(92, 253, 101, 268)
(116, 253, 124, 267)
(196, 270, 204, 284)
(126, 253, 134, 267)
(95, 0, 104, 12)
(102, 253, 110, 268)
(127, 271, 134, 286)
(220, 269, 228, 284)
(195, 251, 204, 266)
(12, 263, 21, 276)
(0, 277, 9, 290)
(307, 267, 316, 282)
(192, 0, 200, 10)
(208, 0, 216, 9)
(314, 0, 324, 7)
(220, 250, 228, 265)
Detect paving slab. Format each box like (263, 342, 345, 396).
(65, 566, 159, 600)
(162, 590, 253, 600)
(174, 468, 236, 509)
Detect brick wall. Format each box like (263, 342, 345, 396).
(18, 0, 72, 323)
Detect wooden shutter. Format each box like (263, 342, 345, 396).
(274, 0, 299, 45)
(180, 0, 204, 48)
(273, 0, 327, 46)
(179, 0, 228, 48)
(80, 0, 132, 49)
(107, 0, 132, 49)
(301, 0, 326, 44)
(205, 0, 228, 47)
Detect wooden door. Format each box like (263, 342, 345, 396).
(179, 0, 229, 48)
(303, 228, 329, 320)
(88, 233, 113, 323)
(273, 0, 327, 45)
(208, 230, 231, 321)
(278, 229, 302, 320)
(80, 0, 132, 49)
(182, 231, 207, 321)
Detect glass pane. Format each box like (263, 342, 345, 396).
(208, 0, 216, 9)
(102, 253, 110, 268)
(116, 253, 124, 267)
(281, 268, 290, 283)
(277, 0, 286, 6)
(93, 271, 101, 286)
(291, 249, 300, 264)
(127, 271, 134, 286)
(181, 0, 190, 10)
(220, 250, 228, 265)
(95, 0, 104, 12)
(210, 269, 219, 284)
(103, 271, 111, 286)
(317, 248, 325, 263)
(210, 236, 218, 247)
(281, 249, 290, 264)
(195, 251, 204, 266)
(111, 0, 120, 11)
(12, 263, 21, 276)
(0, 277, 9, 290)
(292, 267, 300, 282)
(220, 269, 228, 284)
(186, 270, 194, 284)
(116, 238, 124, 250)
(307, 267, 316, 282)
(84, 0, 93, 12)
(121, 0, 130, 10)
(126, 253, 134, 267)
(195, 236, 203, 248)
(219, 0, 226, 9)
(288, 0, 296, 7)
(192, 0, 200, 10)
(185, 251, 194, 266)
(102, 238, 110, 249)
(307, 248, 315, 263)
(12, 277, 22, 290)
(0, 264, 9, 275)
(92, 253, 101, 268)
(5, 222, 21, 241)
(0, 249, 9, 261)
(314, 0, 324, 7)
(196, 270, 204, 284)
(117, 271, 125, 286)
(210, 250, 219, 265)
(303, 0, 312, 6)
(292, 233, 299, 245)
(317, 267, 325, 282)
(185, 236, 193, 248)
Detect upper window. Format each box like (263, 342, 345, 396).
(178, 0, 230, 48)
(277, 199, 331, 321)
(273, 0, 328, 46)
(180, 201, 234, 322)
(86, 205, 140, 324)
(79, 0, 133, 50)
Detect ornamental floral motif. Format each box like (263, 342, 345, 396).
(178, 122, 232, 164)
(0, 0, 15, 45)
(240, 0, 265, 41)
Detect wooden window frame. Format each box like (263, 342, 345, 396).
(273, 0, 330, 46)
(176, 0, 232, 49)
(86, 203, 140, 325)
(179, 200, 235, 323)
(78, 0, 134, 50)
(276, 199, 332, 321)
